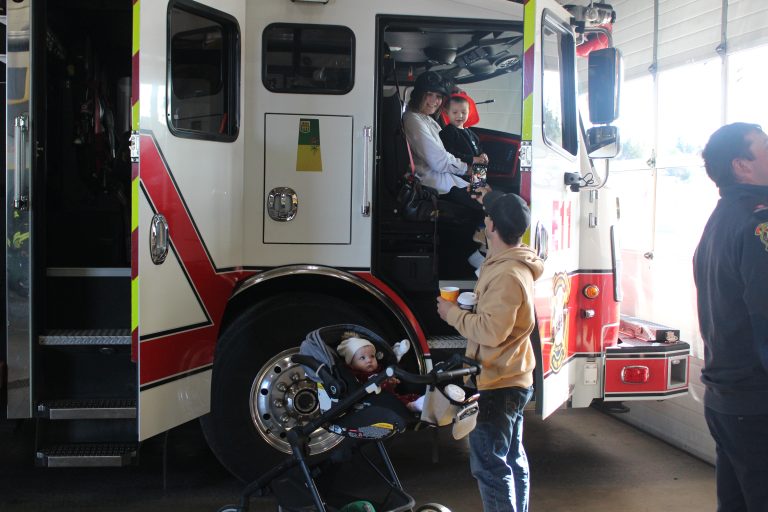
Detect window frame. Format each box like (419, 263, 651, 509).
(166, 0, 241, 142)
(540, 10, 578, 157)
(261, 23, 356, 95)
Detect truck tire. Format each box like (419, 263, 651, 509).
(201, 292, 391, 482)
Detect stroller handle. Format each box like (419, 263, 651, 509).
(391, 362, 480, 385)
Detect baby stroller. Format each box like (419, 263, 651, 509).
(218, 324, 481, 512)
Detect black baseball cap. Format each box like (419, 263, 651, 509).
(483, 191, 531, 241)
(413, 71, 452, 97)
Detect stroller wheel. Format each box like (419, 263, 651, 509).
(415, 504, 452, 512)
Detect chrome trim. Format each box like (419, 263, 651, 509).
(667, 355, 688, 389)
(47, 267, 131, 277)
(129, 131, 140, 162)
(250, 349, 342, 455)
(534, 221, 549, 261)
(234, 265, 426, 374)
(149, 214, 169, 265)
(266, 187, 298, 222)
(361, 125, 371, 216)
(13, 114, 29, 210)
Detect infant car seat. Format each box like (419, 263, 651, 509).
(299, 324, 416, 440)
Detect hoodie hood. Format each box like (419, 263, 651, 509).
(484, 245, 544, 281)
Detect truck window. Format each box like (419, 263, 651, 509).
(262, 24, 354, 94)
(541, 13, 577, 156)
(167, 0, 240, 141)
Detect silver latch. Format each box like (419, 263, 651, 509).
(519, 141, 532, 170)
(129, 132, 140, 162)
(267, 187, 299, 222)
(149, 214, 170, 264)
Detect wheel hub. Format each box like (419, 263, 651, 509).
(250, 349, 342, 454)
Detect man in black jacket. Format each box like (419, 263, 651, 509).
(693, 122, 768, 511)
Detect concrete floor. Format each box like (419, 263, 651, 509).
(0, 407, 715, 511)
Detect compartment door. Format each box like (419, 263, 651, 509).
(244, 5, 373, 269)
(5, 0, 37, 418)
(524, 0, 582, 418)
(136, 0, 245, 440)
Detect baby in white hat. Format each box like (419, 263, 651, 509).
(337, 335, 379, 373)
(336, 332, 423, 412)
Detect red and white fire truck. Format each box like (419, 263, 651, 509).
(3, 0, 689, 481)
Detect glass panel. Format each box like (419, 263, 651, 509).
(263, 24, 354, 94)
(727, 44, 768, 126)
(541, 17, 576, 155)
(169, 3, 239, 140)
(656, 59, 721, 168)
(542, 24, 564, 149)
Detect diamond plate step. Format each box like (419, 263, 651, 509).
(36, 443, 138, 468)
(37, 399, 137, 420)
(39, 329, 131, 346)
(427, 335, 468, 350)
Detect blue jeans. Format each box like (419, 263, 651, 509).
(704, 407, 768, 511)
(469, 386, 534, 512)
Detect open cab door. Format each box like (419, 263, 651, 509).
(136, 0, 245, 440)
(524, 0, 581, 418)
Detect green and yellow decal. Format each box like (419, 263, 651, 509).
(296, 118, 323, 172)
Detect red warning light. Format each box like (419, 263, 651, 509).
(621, 366, 650, 384)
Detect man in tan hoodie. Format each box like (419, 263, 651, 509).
(437, 190, 544, 512)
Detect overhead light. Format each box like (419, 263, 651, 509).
(291, 0, 329, 3)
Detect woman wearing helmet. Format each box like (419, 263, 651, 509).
(402, 71, 487, 269)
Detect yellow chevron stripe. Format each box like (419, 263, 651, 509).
(132, 100, 140, 132)
(131, 178, 139, 231)
(522, 94, 533, 141)
(132, 1, 140, 56)
(132, 1, 140, 131)
(522, 0, 536, 142)
(523, 0, 536, 51)
(132, 277, 139, 332)
(131, 2, 140, 343)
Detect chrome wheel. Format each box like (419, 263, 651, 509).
(250, 348, 343, 454)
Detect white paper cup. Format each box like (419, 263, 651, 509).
(457, 291, 477, 310)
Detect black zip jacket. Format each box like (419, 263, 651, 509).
(439, 124, 482, 166)
(693, 184, 768, 414)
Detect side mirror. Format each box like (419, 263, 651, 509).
(588, 47, 622, 124)
(587, 125, 621, 159)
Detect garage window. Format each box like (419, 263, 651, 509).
(167, 0, 240, 141)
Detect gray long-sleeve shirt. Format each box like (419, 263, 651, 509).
(402, 109, 468, 195)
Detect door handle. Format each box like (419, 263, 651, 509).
(361, 125, 372, 217)
(13, 114, 30, 211)
(535, 222, 549, 261)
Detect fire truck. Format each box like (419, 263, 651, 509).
(3, 0, 690, 481)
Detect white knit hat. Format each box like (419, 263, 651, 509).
(337, 337, 375, 365)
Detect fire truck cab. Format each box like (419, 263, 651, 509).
(3, 0, 689, 481)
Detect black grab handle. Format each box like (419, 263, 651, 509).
(392, 363, 479, 386)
